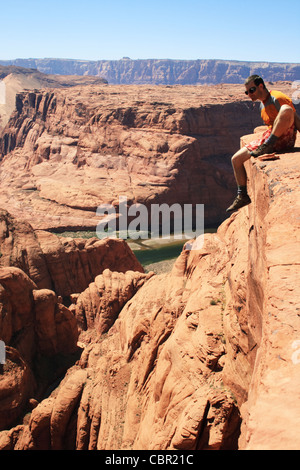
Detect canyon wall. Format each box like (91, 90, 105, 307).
(0, 66, 107, 129)
(1, 58, 300, 85)
(0, 209, 143, 297)
(1, 82, 298, 232)
(0, 83, 268, 231)
(0, 80, 299, 450)
(0, 130, 299, 450)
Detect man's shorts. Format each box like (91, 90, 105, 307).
(246, 126, 297, 153)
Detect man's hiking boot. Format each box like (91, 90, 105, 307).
(250, 141, 275, 158)
(226, 194, 251, 213)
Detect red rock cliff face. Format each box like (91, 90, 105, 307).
(232, 132, 300, 450)
(0, 84, 266, 230)
(1, 131, 299, 450)
(0, 209, 143, 297)
(1, 58, 300, 85)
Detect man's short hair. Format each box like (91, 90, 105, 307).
(245, 75, 266, 88)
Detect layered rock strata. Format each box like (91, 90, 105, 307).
(0, 209, 143, 298)
(0, 130, 299, 450)
(0, 65, 107, 129)
(0, 215, 148, 438)
(1, 58, 300, 85)
(0, 83, 269, 231)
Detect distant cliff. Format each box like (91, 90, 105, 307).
(1, 58, 300, 85)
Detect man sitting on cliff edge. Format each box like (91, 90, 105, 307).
(226, 74, 300, 213)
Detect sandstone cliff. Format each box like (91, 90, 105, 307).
(1, 58, 300, 85)
(0, 65, 107, 130)
(0, 209, 143, 297)
(0, 82, 279, 231)
(1, 82, 298, 232)
(0, 130, 299, 450)
(0, 216, 147, 435)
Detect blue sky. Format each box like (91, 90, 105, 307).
(0, 0, 299, 63)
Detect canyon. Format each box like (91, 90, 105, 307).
(2, 80, 296, 232)
(0, 76, 299, 450)
(0, 131, 299, 450)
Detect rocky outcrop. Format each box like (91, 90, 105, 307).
(0, 345, 34, 433)
(0, 236, 241, 450)
(0, 266, 79, 359)
(74, 268, 154, 335)
(0, 65, 107, 130)
(1, 58, 300, 85)
(232, 131, 300, 449)
(0, 209, 143, 298)
(1, 130, 299, 450)
(0, 266, 79, 432)
(0, 211, 148, 438)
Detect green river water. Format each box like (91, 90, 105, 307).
(59, 229, 217, 268)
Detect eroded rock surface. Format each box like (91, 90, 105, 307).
(1, 58, 299, 85)
(0, 209, 143, 297)
(0, 83, 269, 231)
(0, 93, 299, 450)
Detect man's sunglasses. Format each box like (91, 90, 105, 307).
(245, 86, 256, 95)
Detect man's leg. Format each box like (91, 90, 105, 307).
(231, 146, 251, 187)
(271, 104, 295, 137)
(226, 147, 252, 212)
(251, 105, 295, 157)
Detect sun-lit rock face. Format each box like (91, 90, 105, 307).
(1, 131, 299, 449)
(0, 77, 299, 450)
(0, 81, 271, 231)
